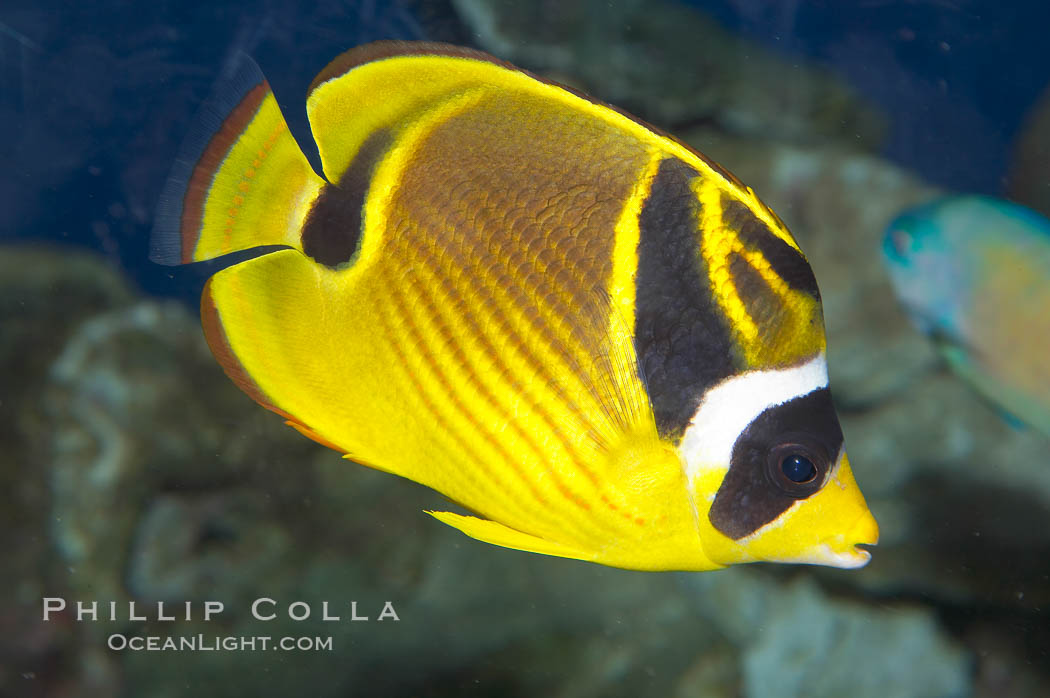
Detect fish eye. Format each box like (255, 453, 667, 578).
(765, 440, 828, 498)
(781, 454, 816, 483)
(889, 229, 912, 257)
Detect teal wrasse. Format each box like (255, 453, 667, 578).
(884, 195, 1050, 436)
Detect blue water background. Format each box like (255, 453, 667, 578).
(3, 0, 1050, 292)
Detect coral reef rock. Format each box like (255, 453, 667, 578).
(684, 571, 971, 698)
(451, 0, 885, 148)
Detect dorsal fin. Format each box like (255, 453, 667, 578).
(302, 40, 749, 196)
(151, 54, 324, 265)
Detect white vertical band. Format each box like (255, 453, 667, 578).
(680, 353, 829, 485)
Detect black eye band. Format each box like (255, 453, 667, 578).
(708, 387, 844, 539)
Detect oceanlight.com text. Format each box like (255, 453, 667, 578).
(107, 634, 334, 652)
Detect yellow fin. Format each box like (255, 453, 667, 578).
(305, 42, 523, 184)
(151, 55, 324, 265)
(200, 245, 476, 482)
(427, 511, 594, 562)
(558, 288, 660, 458)
(200, 247, 378, 459)
(301, 40, 783, 250)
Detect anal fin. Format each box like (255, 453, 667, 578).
(285, 419, 346, 452)
(428, 511, 594, 562)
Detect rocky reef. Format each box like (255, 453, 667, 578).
(5, 244, 981, 698)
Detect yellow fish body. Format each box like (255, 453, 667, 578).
(153, 41, 877, 571)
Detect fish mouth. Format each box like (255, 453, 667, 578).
(818, 509, 880, 569)
(837, 545, 872, 569)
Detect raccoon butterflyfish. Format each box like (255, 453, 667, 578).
(152, 41, 877, 571)
(884, 195, 1050, 437)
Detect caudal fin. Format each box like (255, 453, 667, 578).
(151, 55, 325, 266)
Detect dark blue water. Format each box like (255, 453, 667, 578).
(3, 0, 1046, 295)
(0, 0, 454, 298)
(691, 0, 1050, 194)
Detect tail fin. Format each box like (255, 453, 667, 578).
(151, 55, 325, 266)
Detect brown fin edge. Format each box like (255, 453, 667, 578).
(201, 280, 291, 420)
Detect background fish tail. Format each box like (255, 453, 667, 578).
(150, 55, 324, 266)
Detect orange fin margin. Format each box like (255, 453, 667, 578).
(152, 56, 273, 265)
(284, 419, 345, 452)
(201, 277, 350, 457)
(200, 279, 287, 417)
